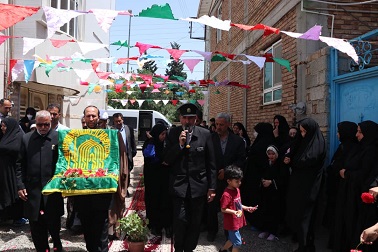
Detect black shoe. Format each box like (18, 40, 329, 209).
(219, 249, 227, 252)
(207, 232, 216, 242)
(165, 227, 172, 238)
(126, 190, 131, 197)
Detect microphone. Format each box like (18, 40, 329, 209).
(185, 125, 192, 149)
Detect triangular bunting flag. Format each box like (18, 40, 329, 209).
(197, 100, 205, 106)
(171, 100, 178, 106)
(138, 4, 176, 20)
(162, 100, 169, 105)
(24, 60, 35, 83)
(74, 69, 93, 81)
(181, 15, 231, 31)
(89, 9, 121, 33)
(77, 42, 108, 55)
(50, 39, 74, 48)
(166, 49, 187, 61)
(273, 58, 292, 72)
(192, 50, 213, 61)
(135, 42, 162, 55)
(230, 23, 280, 36)
(43, 6, 84, 38)
(0, 35, 12, 46)
(136, 100, 145, 106)
(23, 38, 45, 55)
(0, 4, 40, 31)
(299, 25, 322, 40)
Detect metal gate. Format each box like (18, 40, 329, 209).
(329, 29, 378, 155)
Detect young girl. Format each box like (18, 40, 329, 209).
(219, 165, 258, 252)
(258, 145, 281, 241)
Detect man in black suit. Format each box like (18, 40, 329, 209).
(164, 103, 217, 252)
(75, 106, 128, 251)
(17, 110, 64, 252)
(112, 113, 137, 195)
(206, 112, 246, 241)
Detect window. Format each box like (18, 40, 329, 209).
(216, 3, 222, 43)
(263, 40, 282, 104)
(50, 0, 79, 38)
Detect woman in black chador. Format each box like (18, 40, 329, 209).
(142, 123, 172, 237)
(241, 122, 274, 229)
(285, 118, 326, 252)
(336, 120, 378, 252)
(19, 107, 36, 133)
(0, 118, 24, 221)
(273, 115, 290, 149)
(325, 121, 357, 251)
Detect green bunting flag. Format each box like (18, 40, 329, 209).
(138, 4, 177, 20)
(273, 57, 292, 72)
(211, 54, 227, 62)
(111, 40, 130, 50)
(42, 129, 120, 197)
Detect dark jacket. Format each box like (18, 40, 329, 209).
(164, 126, 217, 198)
(16, 129, 63, 221)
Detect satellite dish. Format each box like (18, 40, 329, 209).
(289, 102, 306, 115)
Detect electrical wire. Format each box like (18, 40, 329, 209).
(308, 0, 378, 6)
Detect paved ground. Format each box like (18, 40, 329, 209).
(0, 150, 331, 251)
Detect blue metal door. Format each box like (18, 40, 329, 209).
(329, 29, 378, 156)
(339, 75, 378, 123)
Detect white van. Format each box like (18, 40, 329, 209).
(102, 109, 172, 144)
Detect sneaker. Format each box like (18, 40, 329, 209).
(267, 234, 278, 241)
(258, 232, 269, 239)
(13, 218, 29, 227)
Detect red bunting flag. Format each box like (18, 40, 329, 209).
(230, 23, 280, 36)
(116, 57, 138, 64)
(171, 100, 178, 106)
(214, 51, 236, 60)
(0, 4, 40, 31)
(166, 48, 187, 61)
(91, 60, 100, 72)
(139, 84, 148, 93)
(50, 39, 75, 48)
(8, 59, 17, 84)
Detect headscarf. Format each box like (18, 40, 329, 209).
(0, 118, 23, 153)
(233, 122, 251, 147)
(274, 115, 290, 136)
(337, 121, 357, 143)
(150, 123, 167, 141)
(358, 120, 378, 147)
(266, 145, 279, 159)
(250, 122, 275, 154)
(293, 118, 326, 168)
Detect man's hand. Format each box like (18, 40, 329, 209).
(339, 169, 346, 179)
(207, 189, 216, 203)
(369, 187, 378, 199)
(179, 130, 187, 146)
(18, 189, 28, 201)
(218, 169, 224, 180)
(361, 223, 378, 245)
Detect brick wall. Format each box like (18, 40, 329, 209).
(206, 0, 378, 138)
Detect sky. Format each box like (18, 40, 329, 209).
(110, 0, 206, 80)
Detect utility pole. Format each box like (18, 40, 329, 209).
(126, 10, 132, 73)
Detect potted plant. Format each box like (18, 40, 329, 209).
(118, 212, 149, 252)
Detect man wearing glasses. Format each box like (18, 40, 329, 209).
(17, 110, 64, 252)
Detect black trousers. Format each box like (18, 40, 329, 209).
(29, 213, 62, 252)
(75, 194, 112, 252)
(173, 195, 206, 252)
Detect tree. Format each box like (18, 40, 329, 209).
(138, 60, 157, 74)
(165, 42, 187, 80)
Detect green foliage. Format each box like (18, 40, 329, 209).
(165, 42, 187, 80)
(118, 212, 149, 242)
(138, 60, 157, 75)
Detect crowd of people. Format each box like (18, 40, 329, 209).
(2, 98, 378, 252)
(142, 102, 378, 252)
(0, 99, 137, 252)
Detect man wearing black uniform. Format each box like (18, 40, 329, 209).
(164, 103, 217, 252)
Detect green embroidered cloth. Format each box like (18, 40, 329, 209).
(42, 129, 120, 196)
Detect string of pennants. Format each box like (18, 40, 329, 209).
(1, 2, 359, 95)
(111, 99, 206, 107)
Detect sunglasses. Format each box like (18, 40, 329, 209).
(36, 123, 50, 127)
